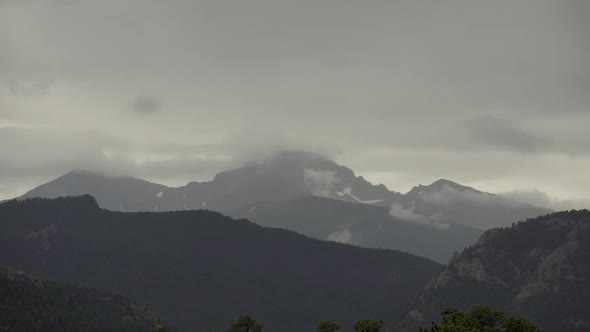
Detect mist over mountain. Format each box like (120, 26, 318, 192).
(3, 2, 589, 331)
(20, 169, 169, 211)
(397, 210, 590, 332)
(401, 179, 552, 229)
(229, 195, 481, 263)
(18, 151, 551, 262)
(20, 151, 396, 210)
(0, 196, 441, 332)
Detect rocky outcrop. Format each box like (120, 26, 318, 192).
(397, 210, 590, 332)
(0, 265, 43, 288)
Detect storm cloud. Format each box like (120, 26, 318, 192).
(1, 0, 589, 205)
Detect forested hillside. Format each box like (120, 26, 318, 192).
(398, 210, 590, 332)
(0, 196, 441, 332)
(0, 265, 167, 332)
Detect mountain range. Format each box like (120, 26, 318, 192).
(0, 196, 441, 332)
(17, 150, 551, 263)
(228, 195, 481, 263)
(1, 195, 587, 331)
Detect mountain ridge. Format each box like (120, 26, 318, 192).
(229, 195, 482, 263)
(0, 195, 441, 332)
(18, 151, 550, 223)
(15, 150, 551, 264)
(397, 209, 590, 332)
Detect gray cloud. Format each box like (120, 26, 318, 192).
(1, 0, 590, 202)
(389, 203, 449, 230)
(420, 184, 509, 207)
(389, 203, 431, 225)
(4, 78, 54, 98)
(303, 169, 340, 197)
(0, 125, 338, 198)
(327, 229, 353, 244)
(455, 115, 552, 153)
(500, 190, 590, 211)
(131, 95, 162, 114)
(0, 126, 238, 194)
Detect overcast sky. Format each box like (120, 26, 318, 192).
(1, 0, 589, 207)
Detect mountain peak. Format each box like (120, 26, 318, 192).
(430, 178, 461, 187)
(429, 179, 480, 192)
(407, 179, 482, 196)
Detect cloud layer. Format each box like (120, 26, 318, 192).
(1, 0, 589, 204)
(500, 190, 590, 211)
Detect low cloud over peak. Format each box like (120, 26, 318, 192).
(500, 189, 590, 211)
(1, 0, 590, 203)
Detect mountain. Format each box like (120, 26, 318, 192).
(17, 151, 550, 263)
(229, 195, 482, 263)
(397, 210, 590, 332)
(21, 151, 399, 213)
(402, 179, 552, 230)
(20, 169, 168, 212)
(0, 265, 168, 332)
(19, 152, 550, 227)
(187, 150, 400, 210)
(0, 196, 441, 332)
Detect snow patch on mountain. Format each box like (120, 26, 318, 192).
(336, 186, 384, 204)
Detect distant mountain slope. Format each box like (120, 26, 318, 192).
(136, 150, 402, 212)
(20, 151, 549, 229)
(397, 210, 590, 332)
(20, 151, 399, 213)
(20, 169, 168, 212)
(230, 196, 482, 263)
(402, 179, 552, 229)
(0, 265, 167, 332)
(0, 196, 441, 332)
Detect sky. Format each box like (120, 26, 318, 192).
(1, 0, 590, 208)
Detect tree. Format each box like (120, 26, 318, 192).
(153, 326, 169, 332)
(227, 316, 263, 332)
(317, 320, 341, 332)
(354, 319, 383, 332)
(502, 317, 539, 332)
(468, 305, 505, 330)
(419, 305, 539, 332)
